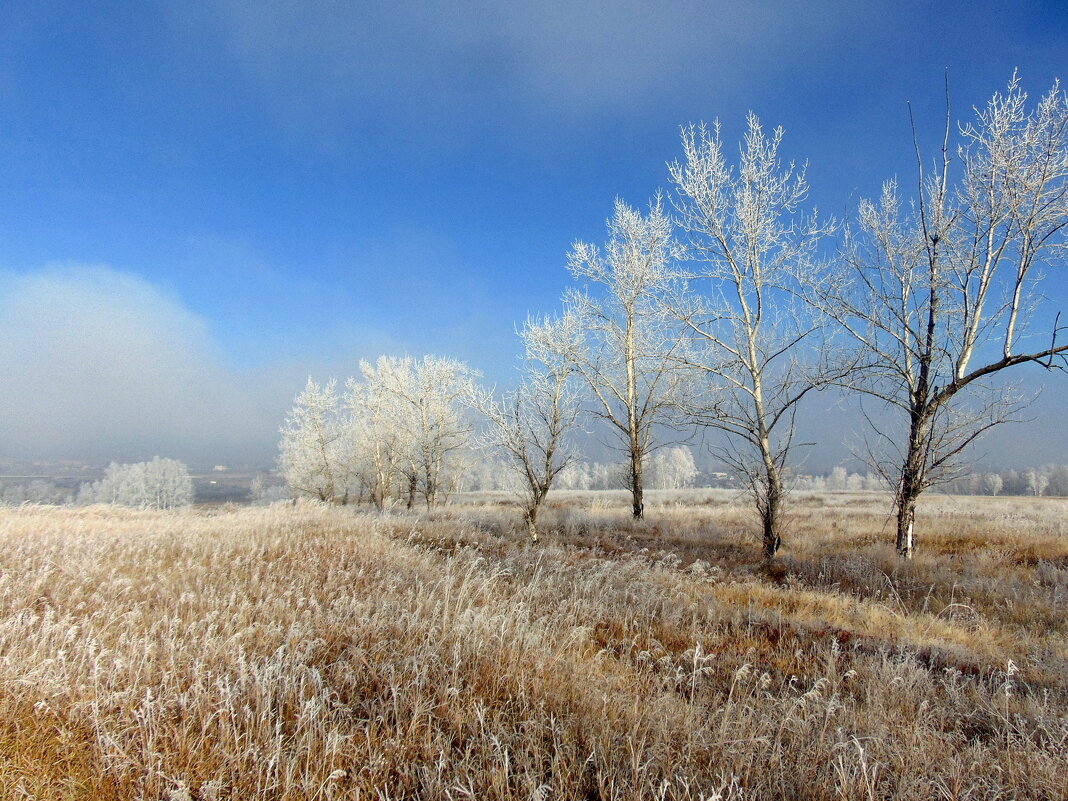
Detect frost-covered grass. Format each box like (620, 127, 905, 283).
(1, 496, 1067, 799)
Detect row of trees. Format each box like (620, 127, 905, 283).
(76, 457, 194, 510)
(10, 455, 1059, 512)
(281, 75, 1068, 559)
(278, 356, 479, 510)
(942, 465, 1068, 497)
(559, 449, 698, 491)
(426, 448, 698, 494)
(0, 480, 72, 505)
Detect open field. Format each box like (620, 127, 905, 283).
(1, 493, 1067, 800)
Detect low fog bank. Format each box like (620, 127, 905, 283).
(0, 265, 289, 466)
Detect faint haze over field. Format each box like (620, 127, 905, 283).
(0, 1, 1065, 468)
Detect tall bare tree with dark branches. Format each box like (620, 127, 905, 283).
(664, 113, 836, 559)
(820, 74, 1068, 558)
(564, 197, 689, 519)
(476, 312, 584, 542)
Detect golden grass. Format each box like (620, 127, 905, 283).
(0, 495, 1066, 799)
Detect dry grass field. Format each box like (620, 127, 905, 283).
(1, 492, 1066, 800)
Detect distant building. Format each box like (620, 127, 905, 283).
(212, 465, 228, 472)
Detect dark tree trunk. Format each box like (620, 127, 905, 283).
(524, 485, 550, 544)
(760, 472, 783, 560)
(630, 450, 644, 519)
(896, 492, 917, 559)
(524, 508, 539, 544)
(406, 474, 417, 510)
(895, 457, 922, 559)
(895, 408, 931, 559)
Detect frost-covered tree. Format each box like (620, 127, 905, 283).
(250, 474, 291, 505)
(278, 378, 353, 503)
(819, 75, 1068, 557)
(369, 356, 479, 509)
(983, 473, 1003, 496)
(280, 359, 477, 509)
(826, 466, 850, 492)
(650, 446, 698, 490)
(478, 313, 584, 541)
(78, 457, 193, 510)
(450, 454, 514, 491)
(664, 114, 836, 558)
(555, 461, 590, 490)
(1025, 468, 1050, 497)
(565, 197, 689, 518)
(1043, 464, 1068, 497)
(346, 358, 417, 509)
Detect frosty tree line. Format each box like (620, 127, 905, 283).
(279, 76, 1068, 559)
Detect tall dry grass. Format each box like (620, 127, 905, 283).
(0, 494, 1066, 799)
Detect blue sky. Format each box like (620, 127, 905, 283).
(0, 1, 1066, 466)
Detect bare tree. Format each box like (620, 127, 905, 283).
(564, 197, 688, 518)
(665, 114, 836, 558)
(477, 313, 584, 541)
(821, 75, 1068, 557)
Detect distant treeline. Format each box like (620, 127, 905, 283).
(937, 466, 1068, 498)
(2, 460, 1065, 507)
(0, 457, 193, 509)
(791, 465, 1067, 497)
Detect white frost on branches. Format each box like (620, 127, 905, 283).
(78, 457, 194, 510)
(278, 357, 479, 508)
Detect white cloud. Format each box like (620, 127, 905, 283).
(167, 0, 874, 141)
